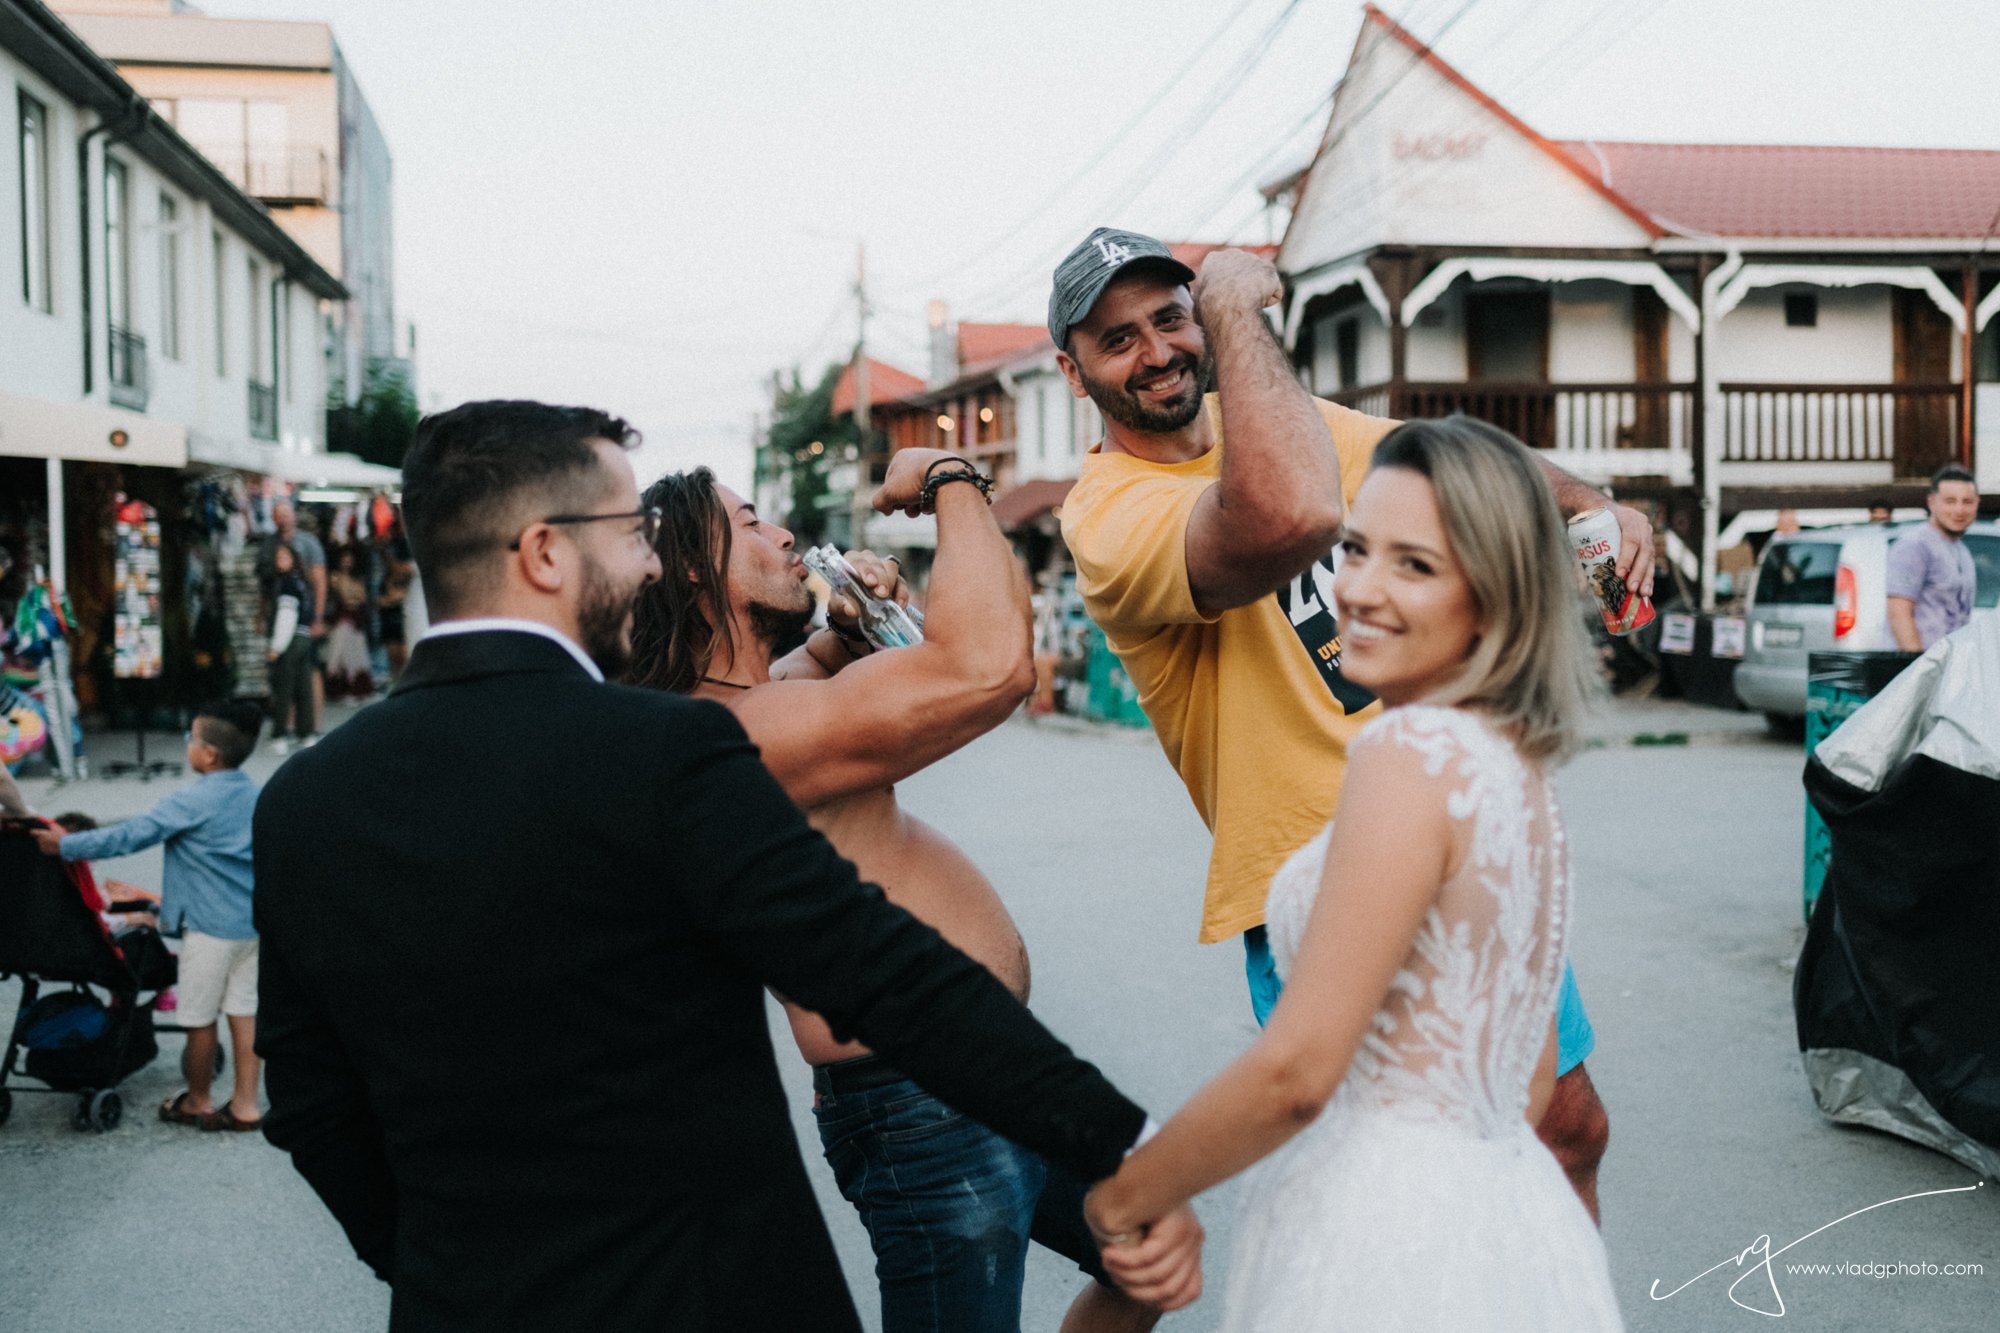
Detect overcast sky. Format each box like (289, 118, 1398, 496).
(195, 0, 2000, 491)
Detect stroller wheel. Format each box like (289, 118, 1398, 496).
(74, 1089, 123, 1133)
(0, 1087, 12, 1127)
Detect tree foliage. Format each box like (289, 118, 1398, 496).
(763, 361, 856, 544)
(327, 358, 422, 469)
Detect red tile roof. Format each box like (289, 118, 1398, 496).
(957, 322, 1052, 368)
(1554, 140, 2000, 240)
(990, 478, 1076, 532)
(1168, 241, 1280, 270)
(831, 357, 926, 416)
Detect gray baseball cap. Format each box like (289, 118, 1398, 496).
(1047, 228, 1196, 350)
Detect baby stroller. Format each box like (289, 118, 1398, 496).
(0, 823, 176, 1132)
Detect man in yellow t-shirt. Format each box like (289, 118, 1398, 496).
(1050, 229, 1654, 1221)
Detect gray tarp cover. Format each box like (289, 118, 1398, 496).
(1796, 615, 2000, 1178)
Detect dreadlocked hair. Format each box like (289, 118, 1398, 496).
(626, 468, 736, 695)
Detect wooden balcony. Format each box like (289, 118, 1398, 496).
(1328, 381, 1696, 461)
(1326, 380, 1967, 485)
(1719, 381, 1959, 478)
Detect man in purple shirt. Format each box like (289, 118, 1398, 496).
(1886, 464, 1980, 651)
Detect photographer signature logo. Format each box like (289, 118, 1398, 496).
(1650, 1181, 1984, 1316)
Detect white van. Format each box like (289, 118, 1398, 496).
(1734, 520, 2000, 723)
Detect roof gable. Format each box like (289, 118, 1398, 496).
(1281, 4, 1658, 274)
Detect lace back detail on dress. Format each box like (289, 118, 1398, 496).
(1263, 705, 1570, 1137)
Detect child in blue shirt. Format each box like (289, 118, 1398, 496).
(33, 699, 266, 1130)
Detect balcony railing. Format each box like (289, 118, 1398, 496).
(188, 144, 333, 206)
(1329, 381, 1696, 457)
(1719, 381, 1960, 476)
(108, 325, 148, 411)
(249, 380, 279, 441)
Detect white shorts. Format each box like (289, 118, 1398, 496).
(175, 931, 260, 1026)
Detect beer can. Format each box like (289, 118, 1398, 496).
(1568, 508, 1655, 636)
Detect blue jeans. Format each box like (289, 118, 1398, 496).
(813, 1075, 1106, 1333)
(1243, 926, 1597, 1074)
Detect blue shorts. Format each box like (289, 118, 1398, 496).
(1242, 926, 1596, 1075)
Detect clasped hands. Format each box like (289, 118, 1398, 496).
(1083, 1185, 1206, 1313)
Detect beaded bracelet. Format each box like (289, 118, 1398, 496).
(918, 468, 994, 514)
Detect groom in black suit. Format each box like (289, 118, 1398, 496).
(254, 400, 1164, 1332)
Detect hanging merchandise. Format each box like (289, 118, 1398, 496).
(12, 575, 83, 780)
(112, 498, 165, 682)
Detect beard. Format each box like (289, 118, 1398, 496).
(1077, 346, 1215, 434)
(576, 553, 646, 678)
(748, 596, 814, 655)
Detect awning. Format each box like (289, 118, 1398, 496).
(1714, 264, 1964, 331)
(0, 391, 186, 468)
(1284, 263, 1392, 346)
(1975, 283, 2000, 333)
(1402, 257, 1702, 332)
(187, 433, 399, 488)
(990, 478, 1075, 532)
(860, 511, 938, 550)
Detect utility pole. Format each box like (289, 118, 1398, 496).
(850, 241, 873, 550)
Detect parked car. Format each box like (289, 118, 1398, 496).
(1735, 519, 2000, 723)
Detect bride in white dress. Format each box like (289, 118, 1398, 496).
(1084, 417, 1624, 1330)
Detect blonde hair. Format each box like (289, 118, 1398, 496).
(1367, 416, 1601, 762)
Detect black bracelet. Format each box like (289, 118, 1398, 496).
(918, 468, 993, 514)
(924, 455, 971, 482)
(827, 623, 871, 656)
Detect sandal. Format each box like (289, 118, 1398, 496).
(158, 1091, 209, 1127)
(201, 1102, 264, 1133)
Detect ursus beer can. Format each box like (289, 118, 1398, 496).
(1568, 508, 1655, 636)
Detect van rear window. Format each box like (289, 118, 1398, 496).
(1756, 541, 1841, 605)
(1969, 534, 2000, 609)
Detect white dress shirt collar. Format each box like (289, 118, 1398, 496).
(419, 617, 605, 683)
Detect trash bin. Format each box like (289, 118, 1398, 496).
(1081, 623, 1150, 728)
(1801, 651, 1919, 920)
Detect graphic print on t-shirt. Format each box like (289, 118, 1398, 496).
(1275, 548, 1376, 715)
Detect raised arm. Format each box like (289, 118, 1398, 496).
(727, 447, 1034, 807)
(1184, 250, 1345, 617)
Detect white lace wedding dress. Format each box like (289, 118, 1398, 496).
(1219, 705, 1624, 1331)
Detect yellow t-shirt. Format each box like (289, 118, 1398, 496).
(1061, 396, 1398, 943)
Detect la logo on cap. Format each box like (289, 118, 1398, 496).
(1094, 237, 1132, 268)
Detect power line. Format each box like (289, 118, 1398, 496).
(885, 0, 1264, 299)
(954, 0, 1314, 318)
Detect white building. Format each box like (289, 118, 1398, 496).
(1, 0, 344, 609)
(1274, 4, 2000, 601)
(47, 0, 399, 411)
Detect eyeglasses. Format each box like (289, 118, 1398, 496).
(508, 506, 662, 551)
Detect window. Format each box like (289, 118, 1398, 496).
(1754, 540, 1840, 605)
(18, 92, 51, 312)
(1335, 317, 1361, 391)
(248, 258, 266, 380)
(1784, 292, 1818, 328)
(279, 280, 293, 401)
(104, 158, 131, 332)
(212, 230, 227, 376)
(158, 194, 181, 359)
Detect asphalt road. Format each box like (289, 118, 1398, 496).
(2, 710, 1993, 1331)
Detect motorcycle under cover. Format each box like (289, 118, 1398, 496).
(1795, 616, 2000, 1178)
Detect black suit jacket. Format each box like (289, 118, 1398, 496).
(254, 630, 1145, 1332)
